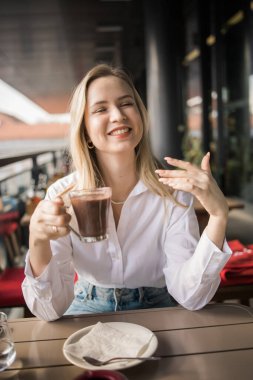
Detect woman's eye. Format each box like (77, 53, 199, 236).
(94, 107, 106, 113)
(120, 102, 133, 107)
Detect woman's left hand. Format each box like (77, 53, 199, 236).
(155, 152, 229, 219)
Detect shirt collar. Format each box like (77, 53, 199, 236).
(128, 179, 148, 198)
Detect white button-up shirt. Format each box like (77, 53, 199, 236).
(22, 173, 232, 321)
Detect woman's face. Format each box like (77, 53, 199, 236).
(84, 75, 143, 157)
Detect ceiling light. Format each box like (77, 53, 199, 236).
(226, 10, 244, 26)
(206, 35, 216, 46)
(183, 48, 200, 65)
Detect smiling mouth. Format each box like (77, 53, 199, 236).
(108, 127, 131, 136)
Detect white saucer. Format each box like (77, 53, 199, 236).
(63, 321, 158, 371)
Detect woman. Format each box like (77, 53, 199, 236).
(22, 64, 231, 321)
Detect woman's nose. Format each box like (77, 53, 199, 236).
(109, 106, 125, 122)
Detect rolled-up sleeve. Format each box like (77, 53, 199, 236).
(22, 235, 75, 321)
(163, 192, 232, 310)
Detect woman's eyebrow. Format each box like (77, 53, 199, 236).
(90, 100, 107, 107)
(118, 95, 133, 100)
(90, 94, 133, 108)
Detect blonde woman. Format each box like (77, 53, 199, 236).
(22, 64, 231, 321)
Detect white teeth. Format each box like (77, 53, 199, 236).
(110, 128, 129, 136)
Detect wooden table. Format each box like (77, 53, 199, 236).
(2, 304, 253, 379)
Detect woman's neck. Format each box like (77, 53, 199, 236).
(97, 152, 138, 202)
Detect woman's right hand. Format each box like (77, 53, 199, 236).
(29, 197, 72, 242)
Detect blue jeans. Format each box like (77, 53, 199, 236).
(64, 279, 177, 315)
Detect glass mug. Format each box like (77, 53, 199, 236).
(69, 187, 112, 243)
(0, 312, 16, 372)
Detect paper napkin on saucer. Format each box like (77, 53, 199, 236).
(64, 322, 154, 361)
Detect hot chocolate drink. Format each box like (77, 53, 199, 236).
(69, 187, 111, 243)
(71, 196, 110, 237)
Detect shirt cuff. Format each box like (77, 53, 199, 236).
(24, 253, 62, 298)
(24, 252, 55, 282)
(193, 231, 232, 279)
(202, 230, 232, 255)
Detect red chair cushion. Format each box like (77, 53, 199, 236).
(0, 267, 26, 307)
(0, 210, 20, 235)
(220, 240, 253, 286)
(0, 211, 20, 222)
(0, 221, 18, 236)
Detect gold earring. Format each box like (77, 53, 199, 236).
(87, 140, 94, 149)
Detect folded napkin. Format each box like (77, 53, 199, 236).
(220, 240, 253, 286)
(64, 322, 153, 362)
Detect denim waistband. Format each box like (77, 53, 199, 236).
(86, 282, 145, 301)
(74, 279, 173, 312)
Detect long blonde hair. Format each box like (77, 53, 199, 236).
(69, 64, 173, 200)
